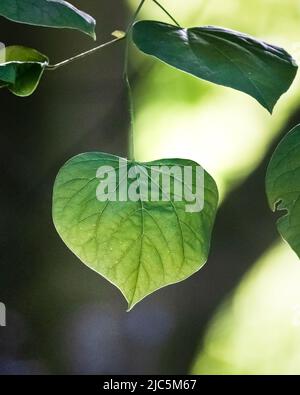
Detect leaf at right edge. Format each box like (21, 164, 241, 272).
(0, 0, 96, 39)
(132, 21, 298, 113)
(52, 152, 219, 310)
(266, 124, 300, 257)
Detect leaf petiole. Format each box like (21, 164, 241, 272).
(46, 35, 125, 71)
(127, 0, 147, 32)
(123, 0, 147, 161)
(152, 0, 180, 27)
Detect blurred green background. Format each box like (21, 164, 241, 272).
(1, 0, 300, 374)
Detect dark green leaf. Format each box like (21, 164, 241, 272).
(0, 46, 49, 96)
(0, 0, 96, 39)
(52, 152, 219, 310)
(266, 124, 300, 257)
(132, 21, 298, 113)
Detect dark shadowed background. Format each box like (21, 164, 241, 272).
(1, 0, 300, 375)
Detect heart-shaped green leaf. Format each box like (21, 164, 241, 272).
(266, 124, 300, 257)
(0, 46, 49, 96)
(53, 152, 218, 310)
(132, 21, 298, 113)
(0, 0, 96, 39)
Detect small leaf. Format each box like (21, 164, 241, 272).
(0, 46, 49, 96)
(0, 0, 96, 39)
(53, 152, 218, 310)
(266, 124, 300, 257)
(132, 21, 298, 113)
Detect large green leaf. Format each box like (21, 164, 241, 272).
(266, 124, 300, 257)
(0, 46, 49, 96)
(0, 0, 96, 39)
(132, 21, 298, 113)
(53, 152, 219, 310)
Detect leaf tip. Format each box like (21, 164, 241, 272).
(89, 24, 97, 41)
(126, 297, 139, 312)
(85, 15, 96, 40)
(126, 305, 134, 313)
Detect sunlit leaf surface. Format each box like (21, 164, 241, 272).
(53, 152, 218, 309)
